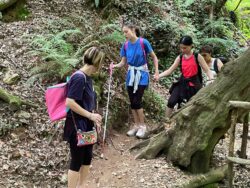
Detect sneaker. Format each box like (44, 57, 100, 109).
(126, 127, 138, 137)
(136, 125, 147, 138)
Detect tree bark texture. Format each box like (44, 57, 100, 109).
(0, 0, 17, 11)
(214, 0, 228, 14)
(136, 48, 250, 174)
(240, 115, 249, 159)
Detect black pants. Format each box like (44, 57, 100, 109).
(167, 85, 197, 109)
(69, 136, 93, 171)
(127, 85, 147, 109)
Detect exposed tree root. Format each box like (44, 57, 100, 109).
(178, 165, 228, 188)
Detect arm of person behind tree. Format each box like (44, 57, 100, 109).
(159, 56, 180, 79)
(150, 51, 159, 81)
(113, 57, 126, 68)
(197, 54, 214, 80)
(217, 58, 224, 72)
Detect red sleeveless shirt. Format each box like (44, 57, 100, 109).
(181, 54, 198, 86)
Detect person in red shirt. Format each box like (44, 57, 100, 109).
(157, 36, 214, 117)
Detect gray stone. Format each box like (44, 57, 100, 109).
(15, 110, 31, 119)
(3, 70, 20, 85)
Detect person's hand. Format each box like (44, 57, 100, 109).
(89, 113, 102, 125)
(153, 72, 160, 81)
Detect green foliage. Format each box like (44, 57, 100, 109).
(158, 56, 181, 88)
(183, 0, 196, 7)
(179, 0, 217, 8)
(27, 29, 83, 83)
(226, 0, 250, 38)
(99, 23, 125, 44)
(143, 88, 166, 121)
(202, 17, 234, 38)
(201, 37, 239, 57)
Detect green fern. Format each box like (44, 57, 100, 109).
(99, 23, 125, 44)
(203, 17, 234, 38)
(27, 29, 83, 82)
(183, 0, 195, 7)
(101, 30, 125, 43)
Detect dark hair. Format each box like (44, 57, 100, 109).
(180, 35, 193, 45)
(200, 45, 213, 54)
(123, 24, 141, 37)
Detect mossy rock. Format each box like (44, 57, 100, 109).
(2, 0, 30, 22)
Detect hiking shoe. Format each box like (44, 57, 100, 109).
(136, 126, 147, 138)
(126, 127, 138, 137)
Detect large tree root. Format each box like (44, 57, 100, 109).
(0, 88, 38, 109)
(135, 129, 174, 159)
(129, 139, 150, 151)
(178, 165, 228, 188)
(129, 125, 167, 151)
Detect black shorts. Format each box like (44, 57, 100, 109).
(127, 85, 147, 109)
(68, 134, 93, 171)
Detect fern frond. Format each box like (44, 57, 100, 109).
(100, 30, 125, 43)
(64, 58, 81, 67)
(183, 0, 195, 7)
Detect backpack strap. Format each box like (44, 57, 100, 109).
(213, 58, 219, 73)
(179, 54, 183, 73)
(194, 53, 203, 84)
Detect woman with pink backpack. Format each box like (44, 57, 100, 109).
(63, 47, 105, 188)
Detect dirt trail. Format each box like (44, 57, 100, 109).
(83, 130, 250, 188)
(85, 133, 188, 188)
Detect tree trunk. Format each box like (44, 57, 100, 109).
(0, 0, 17, 11)
(214, 0, 228, 14)
(136, 48, 250, 174)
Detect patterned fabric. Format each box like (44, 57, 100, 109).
(76, 128, 97, 146)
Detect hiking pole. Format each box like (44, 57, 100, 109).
(102, 62, 114, 154)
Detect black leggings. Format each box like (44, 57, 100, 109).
(167, 85, 197, 109)
(127, 85, 147, 109)
(69, 136, 93, 171)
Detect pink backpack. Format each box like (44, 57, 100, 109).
(45, 71, 86, 122)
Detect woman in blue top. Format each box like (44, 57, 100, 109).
(111, 24, 159, 138)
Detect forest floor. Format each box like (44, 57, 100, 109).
(0, 0, 250, 188)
